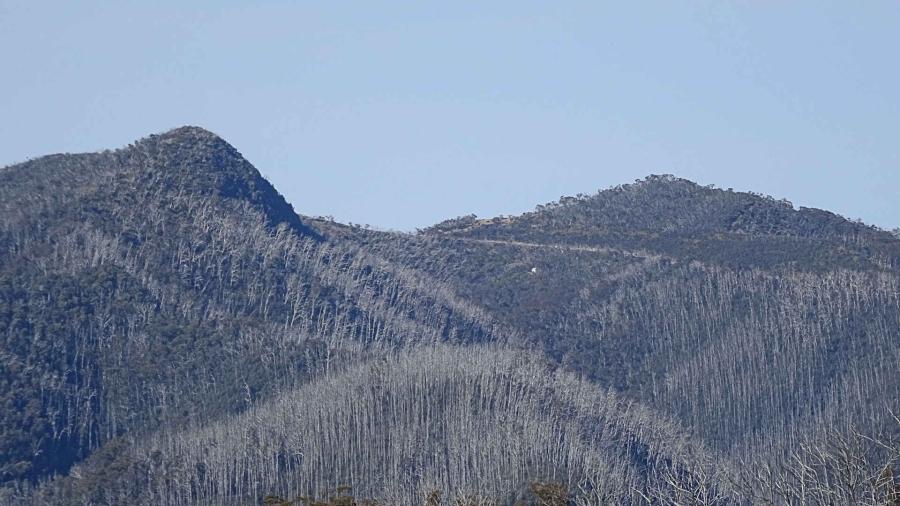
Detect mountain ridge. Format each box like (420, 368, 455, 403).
(425, 174, 899, 272)
(429, 173, 894, 239)
(7, 127, 893, 245)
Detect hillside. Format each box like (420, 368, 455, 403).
(425, 175, 900, 271)
(322, 176, 900, 460)
(0, 127, 500, 484)
(41, 346, 724, 505)
(1, 130, 898, 504)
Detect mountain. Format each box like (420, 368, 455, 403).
(0, 127, 499, 485)
(424, 174, 899, 270)
(1, 129, 897, 504)
(348, 176, 900, 457)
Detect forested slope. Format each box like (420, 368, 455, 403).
(0, 127, 500, 484)
(425, 175, 900, 270)
(32, 346, 722, 505)
(325, 176, 900, 463)
(1, 131, 898, 504)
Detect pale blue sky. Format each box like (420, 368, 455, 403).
(1, 1, 898, 231)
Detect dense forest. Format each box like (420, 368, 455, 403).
(0, 127, 897, 504)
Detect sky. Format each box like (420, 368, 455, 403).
(1, 1, 898, 231)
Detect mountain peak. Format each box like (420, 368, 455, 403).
(1, 126, 318, 239)
(161, 125, 221, 138)
(630, 173, 693, 186)
(124, 127, 318, 237)
(131, 125, 235, 159)
(144, 125, 233, 146)
(426, 173, 898, 269)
